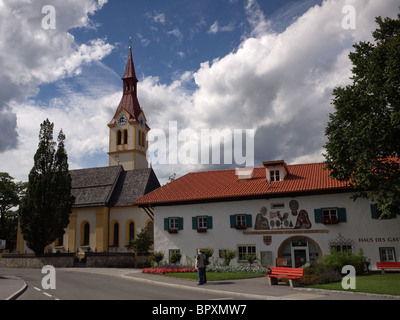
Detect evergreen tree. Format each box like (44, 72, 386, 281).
(324, 13, 400, 217)
(19, 119, 75, 254)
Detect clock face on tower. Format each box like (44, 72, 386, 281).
(117, 114, 128, 126)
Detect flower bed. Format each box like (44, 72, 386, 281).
(142, 266, 197, 274)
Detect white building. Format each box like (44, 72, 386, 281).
(134, 160, 400, 270)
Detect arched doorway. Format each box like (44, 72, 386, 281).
(277, 236, 322, 268)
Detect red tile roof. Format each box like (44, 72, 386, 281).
(133, 162, 351, 206)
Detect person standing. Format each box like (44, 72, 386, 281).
(195, 248, 206, 285)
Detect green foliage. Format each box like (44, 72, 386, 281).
(321, 248, 369, 275)
(169, 251, 182, 265)
(245, 253, 257, 265)
(19, 119, 75, 255)
(131, 227, 153, 254)
(152, 251, 165, 266)
(200, 247, 214, 261)
(324, 13, 400, 216)
(0, 173, 26, 249)
(222, 248, 237, 266)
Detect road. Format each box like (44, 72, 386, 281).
(1, 268, 249, 300)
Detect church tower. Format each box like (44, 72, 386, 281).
(108, 46, 149, 170)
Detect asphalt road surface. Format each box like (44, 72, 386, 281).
(1, 268, 249, 300)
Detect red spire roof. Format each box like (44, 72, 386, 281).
(108, 47, 143, 126)
(133, 162, 351, 206)
(123, 47, 138, 81)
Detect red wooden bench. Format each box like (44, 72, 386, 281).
(376, 262, 400, 273)
(265, 267, 304, 287)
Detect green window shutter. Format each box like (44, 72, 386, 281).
(246, 214, 253, 228)
(370, 204, 378, 219)
(192, 217, 197, 230)
(230, 215, 236, 228)
(164, 218, 169, 230)
(337, 208, 347, 222)
(207, 216, 213, 229)
(178, 217, 184, 230)
(314, 209, 322, 223)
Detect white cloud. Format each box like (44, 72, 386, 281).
(0, 0, 114, 179)
(1, 0, 399, 186)
(139, 0, 400, 183)
(167, 27, 183, 40)
(208, 21, 235, 34)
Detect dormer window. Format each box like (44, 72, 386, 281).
(270, 170, 280, 182)
(263, 160, 288, 182)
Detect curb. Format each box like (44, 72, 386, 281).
(121, 274, 283, 300)
(4, 276, 28, 300)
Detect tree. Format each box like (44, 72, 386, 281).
(19, 119, 75, 254)
(131, 227, 153, 254)
(324, 13, 400, 217)
(0, 173, 26, 250)
(222, 248, 237, 266)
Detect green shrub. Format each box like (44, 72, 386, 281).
(169, 251, 182, 265)
(222, 249, 237, 266)
(152, 251, 164, 266)
(321, 248, 368, 275)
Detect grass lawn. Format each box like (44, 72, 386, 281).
(163, 272, 265, 281)
(309, 273, 400, 296)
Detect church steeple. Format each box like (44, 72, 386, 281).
(122, 46, 138, 97)
(108, 45, 150, 171)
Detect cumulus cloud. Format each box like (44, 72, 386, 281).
(1, 0, 399, 186)
(0, 0, 113, 155)
(143, 0, 400, 183)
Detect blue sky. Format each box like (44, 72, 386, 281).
(0, 0, 399, 184)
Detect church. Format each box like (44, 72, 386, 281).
(16, 46, 160, 254)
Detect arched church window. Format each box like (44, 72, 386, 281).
(113, 222, 119, 247)
(141, 131, 146, 148)
(123, 129, 128, 145)
(83, 222, 90, 246)
(117, 130, 122, 145)
(138, 131, 142, 147)
(129, 221, 135, 244)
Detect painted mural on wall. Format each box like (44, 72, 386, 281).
(254, 200, 312, 230)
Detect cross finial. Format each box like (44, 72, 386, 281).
(129, 36, 133, 50)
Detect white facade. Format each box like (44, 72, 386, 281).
(154, 192, 400, 270)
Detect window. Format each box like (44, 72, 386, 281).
(230, 214, 252, 229)
(198, 216, 207, 228)
(380, 248, 396, 262)
(117, 130, 122, 145)
(323, 208, 338, 222)
(169, 217, 178, 229)
(314, 208, 346, 224)
(113, 223, 119, 247)
(83, 222, 90, 246)
(238, 245, 256, 261)
(192, 216, 213, 230)
(236, 214, 246, 226)
(371, 204, 396, 219)
(123, 130, 128, 145)
(164, 217, 183, 232)
(129, 221, 135, 244)
(270, 170, 280, 182)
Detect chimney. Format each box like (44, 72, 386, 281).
(235, 166, 254, 180)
